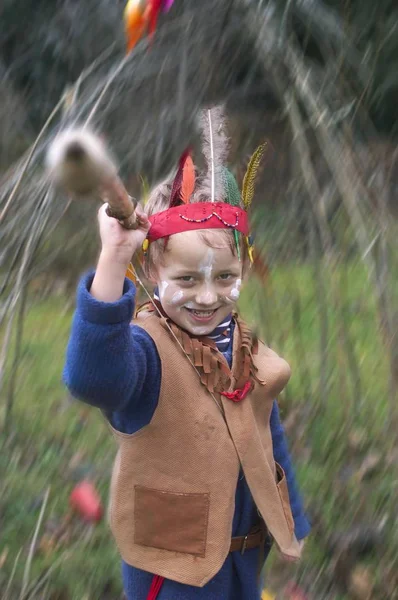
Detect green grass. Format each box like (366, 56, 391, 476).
(0, 299, 121, 599)
(0, 261, 396, 598)
(241, 262, 397, 596)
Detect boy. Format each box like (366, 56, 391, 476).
(64, 111, 310, 599)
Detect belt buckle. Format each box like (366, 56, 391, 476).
(240, 534, 249, 555)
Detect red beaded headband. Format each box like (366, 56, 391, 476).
(147, 202, 249, 242)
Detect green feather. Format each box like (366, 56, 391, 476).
(222, 168, 242, 260)
(234, 229, 241, 261)
(222, 168, 241, 206)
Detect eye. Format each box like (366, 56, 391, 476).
(178, 276, 195, 282)
(218, 273, 233, 281)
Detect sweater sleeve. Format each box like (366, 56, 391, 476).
(270, 401, 311, 540)
(63, 271, 161, 416)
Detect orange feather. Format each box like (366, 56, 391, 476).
(124, 0, 150, 53)
(126, 262, 138, 284)
(181, 155, 195, 203)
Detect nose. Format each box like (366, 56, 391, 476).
(195, 284, 218, 306)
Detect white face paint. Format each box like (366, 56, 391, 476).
(154, 231, 244, 336)
(195, 249, 218, 306)
(171, 290, 184, 305)
(228, 278, 242, 302)
(198, 250, 214, 283)
(185, 324, 211, 336)
(158, 280, 169, 299)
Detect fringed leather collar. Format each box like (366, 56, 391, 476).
(136, 301, 265, 395)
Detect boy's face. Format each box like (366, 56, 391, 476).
(154, 230, 243, 336)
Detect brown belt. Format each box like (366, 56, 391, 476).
(229, 522, 269, 555)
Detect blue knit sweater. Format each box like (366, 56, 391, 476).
(64, 272, 311, 600)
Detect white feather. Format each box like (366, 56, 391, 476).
(197, 106, 229, 203)
(207, 110, 215, 203)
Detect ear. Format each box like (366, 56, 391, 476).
(148, 272, 158, 284)
(145, 264, 159, 284)
(140, 252, 157, 284)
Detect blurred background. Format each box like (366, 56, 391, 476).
(0, 0, 397, 598)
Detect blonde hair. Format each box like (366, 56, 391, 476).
(143, 178, 249, 279)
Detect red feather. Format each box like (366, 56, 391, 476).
(181, 154, 195, 203)
(169, 149, 191, 207)
(148, 0, 163, 37)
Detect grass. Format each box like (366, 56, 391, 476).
(0, 261, 396, 598)
(0, 298, 121, 599)
(242, 261, 397, 596)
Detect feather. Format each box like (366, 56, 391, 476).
(126, 262, 138, 284)
(139, 174, 150, 205)
(169, 149, 191, 207)
(208, 110, 215, 202)
(242, 142, 267, 210)
(223, 168, 241, 206)
(198, 106, 229, 203)
(233, 230, 241, 261)
(124, 0, 149, 53)
(162, 0, 175, 11)
(148, 0, 163, 37)
(181, 154, 195, 203)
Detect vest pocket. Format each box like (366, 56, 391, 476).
(275, 463, 295, 534)
(134, 486, 210, 557)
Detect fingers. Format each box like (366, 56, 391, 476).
(98, 200, 151, 236)
(98, 202, 119, 222)
(280, 539, 305, 562)
(134, 203, 151, 231)
(137, 213, 150, 230)
(135, 201, 145, 216)
(98, 202, 151, 237)
(98, 202, 108, 217)
(281, 554, 300, 562)
(135, 203, 148, 220)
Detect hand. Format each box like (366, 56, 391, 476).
(280, 538, 305, 562)
(98, 202, 150, 266)
(90, 203, 150, 302)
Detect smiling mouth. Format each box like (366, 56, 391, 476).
(185, 308, 218, 321)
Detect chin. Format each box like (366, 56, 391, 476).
(166, 306, 230, 337)
(171, 315, 214, 337)
(185, 325, 214, 337)
(181, 315, 220, 337)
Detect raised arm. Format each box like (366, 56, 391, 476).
(63, 203, 157, 416)
(63, 270, 160, 414)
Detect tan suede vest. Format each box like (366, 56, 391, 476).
(108, 312, 298, 587)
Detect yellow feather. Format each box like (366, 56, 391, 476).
(139, 174, 150, 206)
(126, 262, 137, 284)
(242, 142, 267, 210)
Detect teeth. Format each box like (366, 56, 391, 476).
(191, 310, 214, 317)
